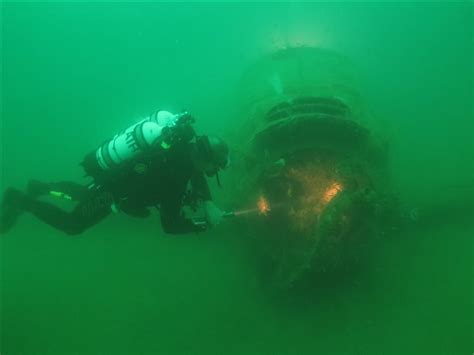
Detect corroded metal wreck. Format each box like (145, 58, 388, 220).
(224, 47, 396, 289)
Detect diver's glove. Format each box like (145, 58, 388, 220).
(203, 200, 224, 228)
(192, 220, 208, 233)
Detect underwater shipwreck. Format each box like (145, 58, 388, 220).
(225, 47, 396, 289)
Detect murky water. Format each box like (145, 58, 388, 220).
(1, 2, 472, 354)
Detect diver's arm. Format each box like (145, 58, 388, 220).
(159, 197, 205, 235)
(190, 171, 212, 202)
(191, 172, 224, 227)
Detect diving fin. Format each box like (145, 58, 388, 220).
(0, 188, 26, 234)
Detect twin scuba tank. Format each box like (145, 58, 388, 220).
(81, 110, 195, 184)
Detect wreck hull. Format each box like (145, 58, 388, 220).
(227, 47, 393, 289)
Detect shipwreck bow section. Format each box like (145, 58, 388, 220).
(227, 47, 394, 289)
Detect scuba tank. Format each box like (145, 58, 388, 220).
(81, 109, 195, 183)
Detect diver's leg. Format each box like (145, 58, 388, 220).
(49, 181, 90, 201)
(14, 188, 112, 235)
(27, 180, 89, 201)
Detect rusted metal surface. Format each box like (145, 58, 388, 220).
(226, 47, 395, 289)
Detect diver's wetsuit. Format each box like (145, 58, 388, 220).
(22, 140, 211, 235)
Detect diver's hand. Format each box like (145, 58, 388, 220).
(192, 220, 208, 233)
(204, 200, 224, 227)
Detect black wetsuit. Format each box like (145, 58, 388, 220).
(22, 141, 211, 235)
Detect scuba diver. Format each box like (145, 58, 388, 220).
(0, 109, 229, 235)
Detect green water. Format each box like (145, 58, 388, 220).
(1, 2, 472, 354)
